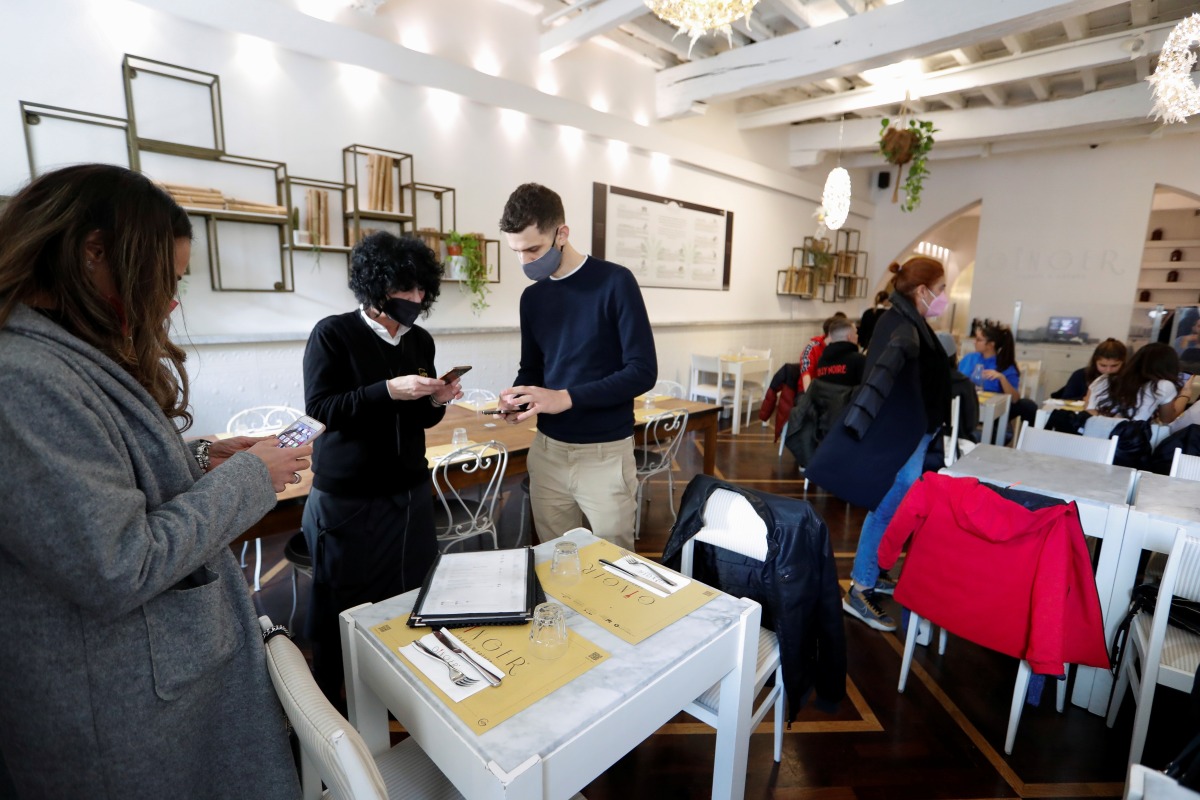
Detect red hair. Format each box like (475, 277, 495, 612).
(888, 256, 944, 301)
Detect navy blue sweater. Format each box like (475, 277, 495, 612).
(514, 257, 657, 443)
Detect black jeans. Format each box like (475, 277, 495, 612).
(302, 480, 437, 705)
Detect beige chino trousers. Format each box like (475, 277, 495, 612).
(526, 431, 637, 552)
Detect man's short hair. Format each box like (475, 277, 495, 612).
(822, 314, 847, 336)
(499, 183, 564, 234)
(827, 318, 855, 342)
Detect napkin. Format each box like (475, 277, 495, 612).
(600, 557, 690, 598)
(437, 628, 507, 683)
(398, 634, 491, 702)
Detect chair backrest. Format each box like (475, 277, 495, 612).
(1016, 426, 1117, 465)
(258, 616, 388, 800)
(652, 379, 686, 399)
(690, 354, 723, 401)
(1125, 763, 1200, 800)
(459, 388, 497, 405)
(431, 441, 508, 545)
(1170, 447, 1200, 480)
(684, 487, 770, 570)
(227, 405, 303, 436)
(637, 408, 689, 477)
(1016, 360, 1042, 401)
(1162, 528, 1200, 607)
(945, 394, 962, 467)
(739, 347, 773, 378)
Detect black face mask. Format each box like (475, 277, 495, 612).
(380, 297, 422, 328)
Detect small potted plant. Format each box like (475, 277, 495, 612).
(291, 207, 310, 246)
(879, 117, 937, 213)
(445, 230, 489, 314)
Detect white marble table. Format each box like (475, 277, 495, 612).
(339, 528, 761, 800)
(942, 445, 1137, 714)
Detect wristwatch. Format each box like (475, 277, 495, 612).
(194, 439, 212, 472)
(430, 396, 446, 407)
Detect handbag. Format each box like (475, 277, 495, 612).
(1109, 583, 1200, 676)
(1110, 419, 1153, 469)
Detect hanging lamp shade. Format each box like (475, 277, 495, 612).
(822, 167, 851, 231)
(643, 0, 760, 53)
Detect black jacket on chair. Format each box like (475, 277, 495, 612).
(661, 475, 847, 721)
(785, 380, 853, 468)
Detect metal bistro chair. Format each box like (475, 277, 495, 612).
(633, 408, 689, 540)
(431, 441, 508, 553)
(456, 388, 497, 409)
(1016, 425, 1118, 465)
(227, 405, 304, 592)
(1107, 528, 1200, 768)
(679, 487, 786, 763)
(651, 379, 686, 399)
(258, 615, 465, 800)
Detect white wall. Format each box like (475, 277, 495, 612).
(2, 0, 843, 434)
(866, 134, 1200, 343)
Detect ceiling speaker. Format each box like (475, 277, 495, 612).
(876, 171, 891, 190)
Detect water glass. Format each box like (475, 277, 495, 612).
(642, 393, 657, 409)
(529, 602, 569, 660)
(451, 427, 468, 446)
(550, 540, 581, 586)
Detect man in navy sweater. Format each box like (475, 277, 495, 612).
(497, 184, 657, 551)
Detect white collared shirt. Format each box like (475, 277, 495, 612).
(359, 305, 409, 345)
(550, 255, 589, 281)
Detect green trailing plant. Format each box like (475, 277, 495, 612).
(446, 230, 489, 314)
(879, 117, 937, 213)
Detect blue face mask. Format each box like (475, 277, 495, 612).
(522, 226, 562, 281)
(381, 296, 422, 328)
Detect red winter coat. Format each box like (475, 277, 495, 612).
(878, 473, 1109, 675)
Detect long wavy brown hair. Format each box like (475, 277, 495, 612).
(0, 164, 195, 429)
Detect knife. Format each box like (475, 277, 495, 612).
(434, 629, 502, 687)
(625, 556, 678, 587)
(598, 558, 650, 584)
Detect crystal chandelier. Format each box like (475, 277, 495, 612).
(1149, 13, 1200, 124)
(643, 0, 761, 54)
(822, 168, 851, 231)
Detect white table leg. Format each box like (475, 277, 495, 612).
(710, 601, 759, 800)
(1070, 504, 1130, 714)
(340, 606, 390, 756)
(731, 364, 744, 436)
(993, 400, 1010, 447)
(979, 402, 995, 448)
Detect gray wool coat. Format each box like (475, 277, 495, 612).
(0, 306, 300, 799)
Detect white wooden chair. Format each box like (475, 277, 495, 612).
(1124, 764, 1200, 800)
(679, 487, 786, 762)
(689, 354, 724, 405)
(258, 615, 466, 799)
(1017, 360, 1043, 401)
(733, 347, 772, 425)
(1107, 528, 1200, 768)
(431, 441, 507, 553)
(227, 405, 304, 591)
(1170, 448, 1200, 480)
(1016, 425, 1118, 465)
(633, 408, 689, 540)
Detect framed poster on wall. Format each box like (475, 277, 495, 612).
(592, 183, 732, 291)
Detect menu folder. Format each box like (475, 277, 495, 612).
(407, 547, 545, 629)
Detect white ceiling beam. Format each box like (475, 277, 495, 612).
(597, 30, 675, 68)
(1001, 32, 1031, 55)
(940, 92, 966, 110)
(833, 0, 858, 17)
(768, 0, 814, 29)
(1130, 0, 1154, 27)
(1029, 76, 1050, 101)
(1135, 53, 1151, 82)
(1081, 67, 1098, 93)
(980, 86, 1007, 107)
(787, 82, 1153, 167)
(624, 16, 718, 60)
(736, 22, 1173, 129)
(655, 0, 1128, 120)
(540, 0, 647, 60)
(1062, 14, 1089, 41)
(949, 45, 982, 65)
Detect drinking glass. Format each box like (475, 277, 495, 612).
(550, 540, 581, 586)
(971, 363, 984, 388)
(642, 393, 657, 409)
(529, 602, 569, 660)
(451, 427, 468, 446)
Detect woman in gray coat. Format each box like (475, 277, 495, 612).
(0, 164, 311, 798)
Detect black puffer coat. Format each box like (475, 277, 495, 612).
(662, 475, 846, 721)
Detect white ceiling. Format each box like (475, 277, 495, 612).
(530, 0, 1200, 166)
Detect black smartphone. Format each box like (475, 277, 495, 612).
(439, 365, 472, 383)
(276, 415, 326, 448)
(483, 403, 529, 415)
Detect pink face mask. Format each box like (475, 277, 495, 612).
(922, 290, 949, 319)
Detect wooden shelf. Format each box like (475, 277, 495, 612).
(1144, 239, 1200, 248)
(283, 243, 353, 254)
(1138, 282, 1200, 290)
(1141, 262, 1200, 269)
(347, 209, 415, 223)
(182, 206, 287, 224)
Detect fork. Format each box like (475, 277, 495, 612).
(623, 555, 677, 587)
(412, 640, 479, 687)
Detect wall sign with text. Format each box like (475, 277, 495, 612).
(592, 183, 732, 291)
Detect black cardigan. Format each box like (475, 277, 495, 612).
(302, 311, 445, 497)
(662, 475, 847, 720)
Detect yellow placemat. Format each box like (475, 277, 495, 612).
(372, 616, 609, 734)
(634, 406, 668, 423)
(537, 540, 718, 645)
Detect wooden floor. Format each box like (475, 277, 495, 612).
(244, 416, 1193, 800)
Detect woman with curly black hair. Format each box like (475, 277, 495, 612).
(1087, 342, 1182, 423)
(301, 231, 461, 703)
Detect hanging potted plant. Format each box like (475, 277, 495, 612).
(879, 116, 937, 213)
(445, 230, 490, 314)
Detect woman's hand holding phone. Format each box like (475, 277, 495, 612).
(248, 440, 314, 493)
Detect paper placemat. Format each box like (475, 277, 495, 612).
(537, 540, 718, 645)
(372, 616, 609, 734)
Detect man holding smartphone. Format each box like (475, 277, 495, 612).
(497, 183, 657, 551)
(302, 232, 462, 704)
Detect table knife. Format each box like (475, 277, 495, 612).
(434, 629, 502, 686)
(598, 558, 649, 583)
